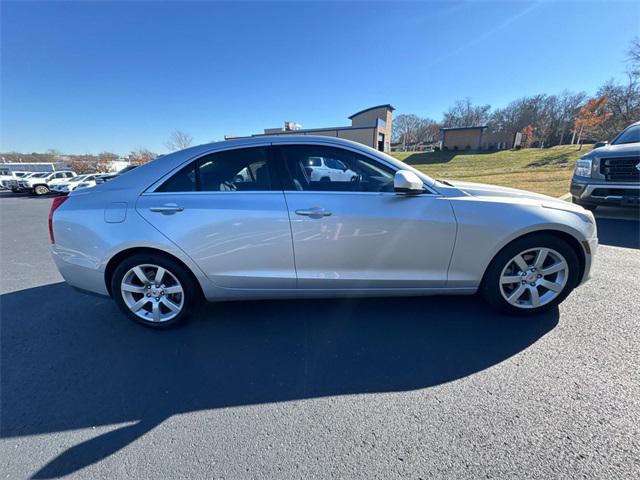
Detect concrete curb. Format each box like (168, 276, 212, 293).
(558, 193, 571, 201)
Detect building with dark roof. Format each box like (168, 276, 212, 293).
(226, 105, 395, 152)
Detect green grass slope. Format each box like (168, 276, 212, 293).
(391, 145, 591, 197)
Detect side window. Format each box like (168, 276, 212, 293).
(156, 147, 275, 192)
(66, 172, 75, 178)
(280, 145, 396, 193)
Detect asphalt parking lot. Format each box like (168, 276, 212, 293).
(1, 192, 639, 479)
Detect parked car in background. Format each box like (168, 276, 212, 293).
(18, 170, 77, 195)
(50, 136, 598, 329)
(51, 174, 100, 194)
(571, 121, 640, 210)
(302, 156, 359, 183)
(6, 172, 39, 192)
(0, 170, 30, 189)
(95, 165, 138, 184)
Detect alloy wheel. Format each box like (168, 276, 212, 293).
(120, 264, 185, 323)
(499, 247, 569, 309)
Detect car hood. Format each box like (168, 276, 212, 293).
(582, 142, 640, 158)
(447, 180, 584, 211)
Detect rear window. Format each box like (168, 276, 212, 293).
(156, 147, 275, 192)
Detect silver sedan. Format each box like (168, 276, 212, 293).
(50, 136, 598, 328)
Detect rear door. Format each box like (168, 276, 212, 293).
(137, 145, 296, 289)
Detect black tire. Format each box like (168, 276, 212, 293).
(572, 197, 597, 211)
(33, 184, 50, 196)
(110, 253, 200, 329)
(481, 233, 580, 315)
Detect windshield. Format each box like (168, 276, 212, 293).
(0, 170, 9, 176)
(69, 175, 86, 182)
(611, 124, 640, 145)
(31, 173, 47, 178)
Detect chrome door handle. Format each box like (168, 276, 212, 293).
(150, 204, 184, 214)
(295, 208, 332, 218)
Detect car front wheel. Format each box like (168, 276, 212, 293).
(111, 253, 199, 328)
(481, 234, 580, 314)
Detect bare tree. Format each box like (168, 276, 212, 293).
(627, 37, 640, 76)
(442, 97, 491, 127)
(128, 148, 156, 164)
(392, 114, 422, 146)
(165, 130, 193, 151)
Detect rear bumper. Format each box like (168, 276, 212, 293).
(51, 245, 110, 296)
(571, 179, 640, 207)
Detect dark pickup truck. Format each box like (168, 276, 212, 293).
(571, 121, 640, 211)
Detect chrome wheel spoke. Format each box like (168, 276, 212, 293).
(501, 275, 521, 284)
(529, 286, 541, 307)
(507, 284, 526, 303)
(163, 285, 183, 295)
(534, 248, 549, 269)
(132, 266, 150, 284)
(541, 261, 566, 276)
(130, 297, 150, 312)
(539, 279, 562, 292)
(160, 297, 180, 313)
(152, 301, 161, 322)
(514, 255, 529, 272)
(121, 282, 146, 294)
(154, 267, 166, 285)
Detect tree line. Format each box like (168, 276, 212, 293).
(0, 130, 194, 173)
(393, 38, 640, 148)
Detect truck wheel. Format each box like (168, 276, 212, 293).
(34, 185, 50, 196)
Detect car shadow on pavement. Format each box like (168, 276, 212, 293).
(1, 282, 558, 478)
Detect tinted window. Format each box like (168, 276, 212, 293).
(157, 147, 274, 192)
(279, 145, 395, 192)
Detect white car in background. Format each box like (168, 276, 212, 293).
(18, 170, 77, 195)
(302, 156, 359, 183)
(52, 174, 100, 194)
(0, 170, 31, 190)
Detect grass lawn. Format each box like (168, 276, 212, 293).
(390, 145, 592, 198)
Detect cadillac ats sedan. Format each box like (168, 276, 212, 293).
(50, 136, 598, 328)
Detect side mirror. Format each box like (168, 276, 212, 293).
(593, 141, 608, 149)
(394, 170, 424, 194)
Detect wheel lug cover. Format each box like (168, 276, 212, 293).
(530, 282, 535, 286)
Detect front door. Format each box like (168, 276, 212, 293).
(137, 146, 296, 289)
(276, 144, 457, 289)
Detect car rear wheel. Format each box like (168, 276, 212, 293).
(481, 234, 580, 314)
(34, 185, 50, 195)
(111, 253, 198, 328)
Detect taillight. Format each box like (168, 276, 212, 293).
(49, 196, 69, 243)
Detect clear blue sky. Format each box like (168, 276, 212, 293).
(1, 1, 638, 155)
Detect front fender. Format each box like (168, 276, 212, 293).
(447, 198, 595, 288)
